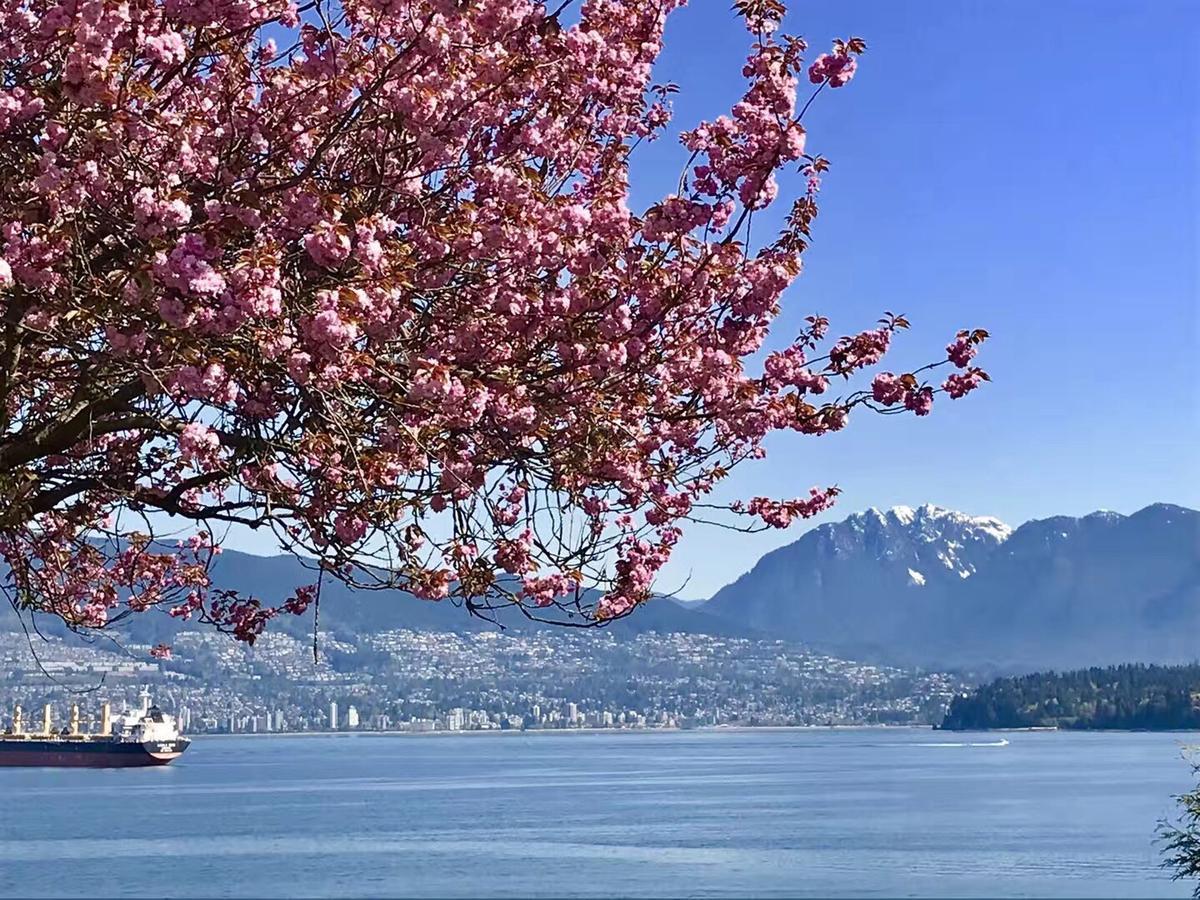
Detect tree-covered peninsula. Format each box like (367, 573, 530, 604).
(940, 664, 1200, 731)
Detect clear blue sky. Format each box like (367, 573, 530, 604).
(637, 0, 1199, 597)
(230, 1, 1198, 599)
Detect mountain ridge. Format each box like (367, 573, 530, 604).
(701, 501, 1199, 671)
(3, 502, 1195, 675)
(0, 546, 766, 647)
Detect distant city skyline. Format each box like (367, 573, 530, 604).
(0, 628, 964, 734)
(223, 1, 1196, 599)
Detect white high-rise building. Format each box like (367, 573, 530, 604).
(329, 700, 339, 730)
(347, 706, 360, 728)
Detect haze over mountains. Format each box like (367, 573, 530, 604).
(4, 504, 1196, 675)
(0, 544, 755, 647)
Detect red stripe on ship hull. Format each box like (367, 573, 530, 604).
(0, 749, 181, 767)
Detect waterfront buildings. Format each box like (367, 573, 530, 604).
(0, 629, 968, 735)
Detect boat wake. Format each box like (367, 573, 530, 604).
(918, 738, 1010, 748)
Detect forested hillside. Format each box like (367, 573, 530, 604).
(940, 663, 1200, 730)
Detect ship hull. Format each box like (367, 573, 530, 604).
(0, 738, 190, 768)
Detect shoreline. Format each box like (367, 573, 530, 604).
(198, 723, 937, 739)
(197, 723, 1200, 739)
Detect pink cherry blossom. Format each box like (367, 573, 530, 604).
(904, 386, 935, 416)
(178, 423, 221, 467)
(947, 334, 979, 368)
(829, 328, 891, 374)
(736, 488, 840, 529)
(304, 222, 353, 269)
(943, 369, 987, 399)
(809, 50, 858, 88)
(333, 513, 368, 544)
(871, 372, 906, 406)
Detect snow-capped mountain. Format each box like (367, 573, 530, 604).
(702, 502, 1199, 671)
(826, 504, 1011, 582)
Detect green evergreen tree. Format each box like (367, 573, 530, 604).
(941, 664, 1200, 731)
(1159, 755, 1200, 897)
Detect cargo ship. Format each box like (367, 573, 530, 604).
(0, 690, 190, 767)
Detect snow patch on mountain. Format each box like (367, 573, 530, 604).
(858, 504, 1014, 545)
(969, 517, 1014, 542)
(907, 568, 926, 586)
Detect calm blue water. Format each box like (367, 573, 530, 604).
(0, 729, 1193, 898)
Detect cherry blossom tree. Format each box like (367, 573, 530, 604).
(0, 0, 989, 646)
